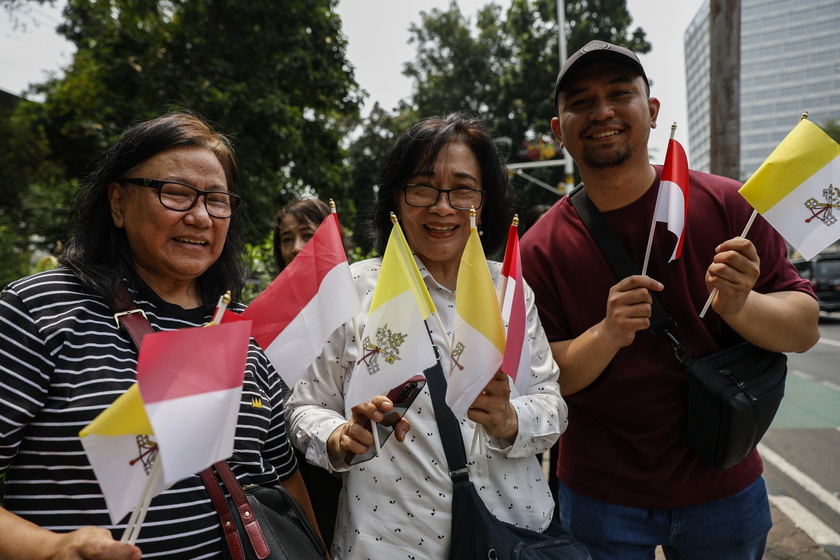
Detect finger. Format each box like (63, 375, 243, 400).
(393, 417, 411, 442)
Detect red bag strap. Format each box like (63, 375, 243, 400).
(112, 283, 155, 350)
(212, 461, 270, 559)
(200, 468, 248, 560)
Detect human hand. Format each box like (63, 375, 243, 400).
(600, 275, 664, 349)
(468, 370, 518, 440)
(48, 526, 142, 560)
(705, 237, 760, 317)
(326, 395, 411, 461)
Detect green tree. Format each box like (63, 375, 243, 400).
(1, 0, 362, 256)
(361, 0, 650, 216)
(821, 119, 840, 144)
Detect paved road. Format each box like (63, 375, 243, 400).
(760, 313, 840, 559)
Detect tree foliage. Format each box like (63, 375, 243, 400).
(1, 0, 362, 263)
(348, 0, 650, 221)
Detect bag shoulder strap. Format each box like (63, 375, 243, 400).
(200, 467, 248, 560)
(568, 187, 679, 340)
(202, 461, 271, 560)
(112, 283, 155, 350)
(423, 361, 471, 482)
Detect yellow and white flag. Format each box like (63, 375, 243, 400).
(79, 385, 166, 525)
(344, 215, 437, 417)
(739, 118, 840, 260)
(446, 211, 506, 420)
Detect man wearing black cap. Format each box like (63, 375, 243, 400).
(520, 40, 819, 558)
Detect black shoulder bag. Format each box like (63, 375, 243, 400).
(569, 187, 787, 470)
(423, 361, 592, 559)
(112, 285, 328, 560)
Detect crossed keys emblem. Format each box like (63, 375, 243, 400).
(129, 434, 159, 474)
(450, 341, 465, 374)
(357, 325, 407, 375)
(804, 184, 839, 227)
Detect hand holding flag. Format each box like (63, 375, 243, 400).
(700, 113, 840, 317)
(344, 214, 438, 418)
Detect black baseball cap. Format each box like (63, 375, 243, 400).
(553, 40, 648, 107)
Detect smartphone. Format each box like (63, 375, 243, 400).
(344, 375, 427, 465)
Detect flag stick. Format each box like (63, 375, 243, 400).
(641, 123, 678, 276)
(210, 291, 231, 325)
(371, 417, 382, 456)
(698, 209, 758, 318)
(120, 457, 162, 544)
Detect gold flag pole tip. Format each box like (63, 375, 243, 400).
(512, 215, 520, 227)
(390, 212, 398, 224)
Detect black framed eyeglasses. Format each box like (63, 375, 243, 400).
(122, 178, 242, 218)
(401, 184, 484, 211)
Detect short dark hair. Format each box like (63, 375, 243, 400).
(272, 198, 331, 271)
(60, 111, 248, 306)
(369, 113, 514, 256)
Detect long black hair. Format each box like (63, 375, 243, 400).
(369, 113, 514, 256)
(60, 111, 248, 306)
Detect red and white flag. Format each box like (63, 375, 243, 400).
(79, 318, 251, 525)
(653, 138, 690, 262)
(137, 320, 252, 487)
(498, 220, 531, 396)
(243, 211, 362, 388)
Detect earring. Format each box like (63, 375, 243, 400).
(478, 224, 484, 236)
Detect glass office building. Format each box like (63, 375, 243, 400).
(684, 0, 840, 180)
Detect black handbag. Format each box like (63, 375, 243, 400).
(200, 461, 328, 560)
(569, 186, 788, 470)
(423, 361, 591, 560)
(680, 342, 787, 469)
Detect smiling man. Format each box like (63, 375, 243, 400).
(520, 41, 820, 559)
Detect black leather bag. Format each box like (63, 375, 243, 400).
(450, 473, 591, 559)
(201, 461, 328, 560)
(681, 341, 788, 470)
(423, 362, 591, 560)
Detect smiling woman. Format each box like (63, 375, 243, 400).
(285, 113, 571, 559)
(0, 111, 326, 559)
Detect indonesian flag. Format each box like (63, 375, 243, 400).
(79, 319, 251, 524)
(344, 216, 437, 417)
(499, 219, 531, 396)
(653, 138, 690, 261)
(739, 118, 840, 260)
(136, 320, 251, 488)
(446, 212, 506, 420)
(243, 210, 362, 388)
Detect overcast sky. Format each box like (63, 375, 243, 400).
(1, 0, 705, 160)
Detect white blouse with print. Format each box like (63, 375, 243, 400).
(286, 256, 567, 560)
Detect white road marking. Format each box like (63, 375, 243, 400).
(760, 444, 840, 516)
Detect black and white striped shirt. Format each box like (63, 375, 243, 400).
(0, 268, 297, 558)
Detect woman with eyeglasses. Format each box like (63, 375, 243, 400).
(0, 111, 324, 559)
(285, 113, 569, 558)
